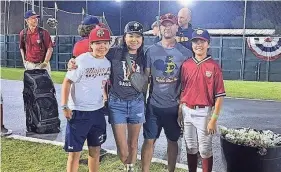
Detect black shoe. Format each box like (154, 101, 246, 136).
(1, 126, 12, 136)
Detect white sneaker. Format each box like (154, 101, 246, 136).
(124, 164, 134, 172)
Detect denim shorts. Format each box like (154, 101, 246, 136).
(64, 109, 107, 152)
(143, 103, 181, 142)
(108, 93, 145, 124)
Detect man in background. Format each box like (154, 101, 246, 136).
(19, 10, 53, 75)
(176, 7, 194, 51)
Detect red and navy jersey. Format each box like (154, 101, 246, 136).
(180, 56, 226, 106)
(72, 38, 90, 58)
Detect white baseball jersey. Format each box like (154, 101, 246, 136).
(66, 52, 111, 111)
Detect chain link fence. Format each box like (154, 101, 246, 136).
(1, 1, 109, 35)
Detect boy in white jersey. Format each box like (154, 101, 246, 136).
(61, 26, 111, 172)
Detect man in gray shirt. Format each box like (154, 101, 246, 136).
(141, 13, 192, 172)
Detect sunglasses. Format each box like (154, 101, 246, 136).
(160, 13, 177, 21)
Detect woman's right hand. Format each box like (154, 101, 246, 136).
(67, 58, 77, 71)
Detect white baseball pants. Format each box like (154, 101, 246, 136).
(182, 104, 213, 158)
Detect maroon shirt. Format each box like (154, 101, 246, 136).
(180, 56, 226, 106)
(19, 27, 53, 63)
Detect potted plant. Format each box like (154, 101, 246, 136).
(219, 126, 281, 172)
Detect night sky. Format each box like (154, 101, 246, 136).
(40, 1, 281, 35)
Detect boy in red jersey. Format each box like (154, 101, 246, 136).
(178, 29, 226, 172)
(72, 16, 100, 58)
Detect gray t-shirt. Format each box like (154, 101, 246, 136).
(145, 42, 192, 108)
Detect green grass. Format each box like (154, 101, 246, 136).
(1, 138, 185, 172)
(224, 80, 281, 101)
(1, 67, 281, 101)
(0, 67, 66, 84)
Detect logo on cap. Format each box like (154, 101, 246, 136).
(196, 30, 204, 35)
(97, 29, 105, 37)
(134, 23, 139, 30)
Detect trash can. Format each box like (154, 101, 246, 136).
(220, 136, 281, 172)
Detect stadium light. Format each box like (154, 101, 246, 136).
(115, 0, 121, 2)
(178, 0, 193, 6)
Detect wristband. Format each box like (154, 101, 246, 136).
(211, 113, 219, 120)
(61, 105, 69, 110)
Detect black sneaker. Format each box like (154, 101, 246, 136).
(1, 126, 12, 136)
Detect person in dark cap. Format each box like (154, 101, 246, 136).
(19, 10, 53, 75)
(178, 29, 226, 172)
(72, 16, 101, 58)
(67, 21, 146, 172)
(151, 20, 161, 43)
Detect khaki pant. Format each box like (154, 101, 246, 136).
(182, 104, 214, 159)
(24, 61, 51, 76)
(0, 92, 3, 105)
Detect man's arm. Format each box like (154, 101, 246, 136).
(43, 31, 54, 63)
(44, 47, 53, 63)
(145, 68, 151, 77)
(19, 31, 26, 64)
(178, 63, 187, 127)
(20, 49, 26, 63)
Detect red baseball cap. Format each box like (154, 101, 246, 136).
(89, 26, 111, 42)
(159, 13, 178, 25)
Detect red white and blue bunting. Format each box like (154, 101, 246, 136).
(247, 37, 281, 61)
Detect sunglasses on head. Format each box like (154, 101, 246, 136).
(160, 14, 176, 20)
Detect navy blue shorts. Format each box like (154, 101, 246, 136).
(64, 109, 106, 152)
(143, 104, 181, 142)
(108, 93, 145, 124)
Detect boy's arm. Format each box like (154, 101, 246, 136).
(61, 60, 83, 107)
(61, 78, 73, 120)
(61, 64, 83, 119)
(212, 67, 226, 120)
(61, 78, 73, 107)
